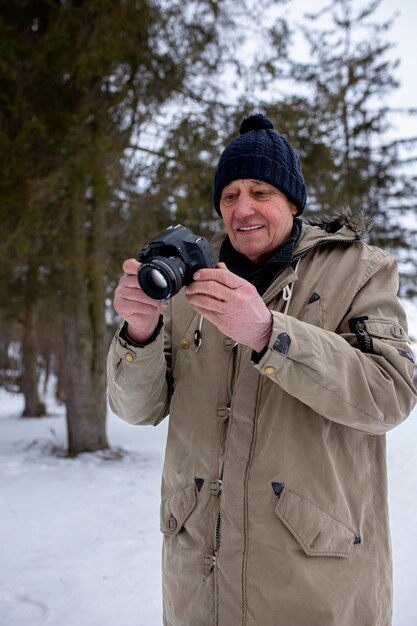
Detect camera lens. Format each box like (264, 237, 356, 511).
(150, 269, 168, 289)
(137, 256, 186, 300)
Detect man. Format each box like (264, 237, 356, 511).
(107, 113, 416, 626)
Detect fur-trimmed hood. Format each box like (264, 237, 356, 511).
(305, 206, 372, 240)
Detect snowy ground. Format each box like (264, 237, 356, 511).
(1, 389, 416, 626)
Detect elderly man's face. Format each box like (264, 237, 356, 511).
(220, 179, 297, 264)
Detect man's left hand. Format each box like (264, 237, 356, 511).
(185, 263, 272, 353)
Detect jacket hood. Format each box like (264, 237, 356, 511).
(305, 206, 372, 240)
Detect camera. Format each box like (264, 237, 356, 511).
(137, 225, 216, 300)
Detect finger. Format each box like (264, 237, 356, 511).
(122, 258, 140, 275)
(115, 277, 160, 305)
(118, 273, 142, 291)
(114, 296, 158, 316)
(118, 284, 166, 308)
(189, 303, 218, 320)
(185, 280, 228, 302)
(114, 290, 166, 320)
(186, 291, 227, 314)
(193, 266, 242, 289)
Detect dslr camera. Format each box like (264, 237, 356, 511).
(137, 225, 216, 300)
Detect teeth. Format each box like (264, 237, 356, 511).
(239, 225, 263, 231)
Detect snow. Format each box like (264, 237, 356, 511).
(1, 389, 416, 626)
(0, 392, 167, 626)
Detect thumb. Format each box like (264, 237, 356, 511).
(122, 258, 140, 275)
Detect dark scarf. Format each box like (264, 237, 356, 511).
(219, 218, 302, 295)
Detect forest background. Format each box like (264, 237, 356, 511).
(0, 0, 416, 455)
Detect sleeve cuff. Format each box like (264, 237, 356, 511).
(252, 312, 291, 375)
(119, 316, 163, 348)
(251, 342, 269, 364)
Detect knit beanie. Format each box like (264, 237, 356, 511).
(213, 113, 307, 216)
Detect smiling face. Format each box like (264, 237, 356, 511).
(220, 179, 298, 265)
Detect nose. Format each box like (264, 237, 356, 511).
(233, 192, 256, 219)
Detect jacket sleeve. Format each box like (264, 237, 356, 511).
(106, 304, 173, 426)
(253, 253, 417, 435)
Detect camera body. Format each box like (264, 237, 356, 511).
(137, 225, 216, 300)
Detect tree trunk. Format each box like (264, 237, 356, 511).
(62, 174, 108, 454)
(63, 310, 108, 453)
(21, 264, 46, 418)
(55, 344, 66, 404)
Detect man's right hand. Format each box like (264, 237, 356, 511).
(113, 258, 167, 344)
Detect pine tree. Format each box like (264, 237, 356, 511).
(286, 0, 417, 294)
(0, 0, 252, 452)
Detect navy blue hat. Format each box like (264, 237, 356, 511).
(213, 113, 307, 216)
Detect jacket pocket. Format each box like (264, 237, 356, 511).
(160, 482, 197, 537)
(273, 485, 356, 557)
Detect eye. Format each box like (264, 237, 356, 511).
(254, 190, 270, 199)
(221, 192, 237, 204)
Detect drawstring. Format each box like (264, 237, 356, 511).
(282, 258, 301, 315)
(194, 315, 238, 352)
(282, 284, 292, 314)
(194, 315, 204, 352)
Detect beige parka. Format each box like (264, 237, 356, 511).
(107, 211, 417, 626)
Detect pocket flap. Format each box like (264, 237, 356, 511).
(364, 319, 409, 342)
(160, 483, 197, 536)
(274, 487, 355, 557)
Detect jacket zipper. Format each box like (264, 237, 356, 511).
(211, 341, 242, 625)
(215, 511, 222, 550)
(241, 375, 264, 626)
(213, 493, 223, 626)
(213, 344, 239, 626)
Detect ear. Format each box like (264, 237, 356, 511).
(290, 203, 298, 216)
